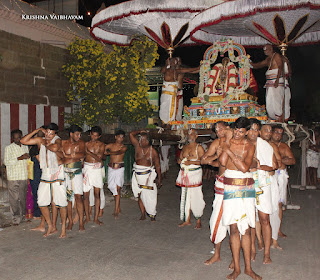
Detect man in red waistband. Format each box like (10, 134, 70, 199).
(176, 129, 205, 229)
(201, 121, 232, 265)
(105, 130, 127, 219)
(220, 117, 261, 280)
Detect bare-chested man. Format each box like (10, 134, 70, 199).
(105, 130, 127, 219)
(272, 125, 296, 238)
(251, 44, 291, 121)
(260, 124, 283, 250)
(247, 119, 278, 264)
(160, 57, 200, 123)
(176, 129, 205, 229)
(61, 125, 85, 231)
(219, 117, 261, 280)
(21, 123, 67, 238)
(130, 130, 161, 221)
(83, 126, 105, 226)
(201, 121, 233, 265)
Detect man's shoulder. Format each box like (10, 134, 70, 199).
(211, 138, 220, 145)
(21, 144, 29, 149)
(106, 143, 116, 148)
(97, 141, 105, 148)
(280, 142, 290, 150)
(77, 140, 85, 146)
(151, 146, 158, 153)
(246, 140, 254, 147)
(98, 140, 105, 145)
(5, 143, 14, 149)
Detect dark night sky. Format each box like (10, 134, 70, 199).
(78, 0, 320, 124)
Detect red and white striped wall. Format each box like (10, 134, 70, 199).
(0, 103, 71, 162)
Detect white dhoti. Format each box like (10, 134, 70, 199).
(209, 176, 227, 244)
(108, 163, 125, 195)
(159, 81, 178, 123)
(64, 162, 83, 203)
(89, 186, 106, 209)
(270, 175, 281, 240)
(176, 89, 183, 121)
(132, 163, 157, 218)
(160, 146, 170, 174)
(38, 165, 67, 208)
(253, 171, 273, 215)
(176, 163, 205, 221)
(276, 169, 289, 205)
(254, 137, 274, 215)
(82, 162, 105, 209)
(222, 170, 256, 235)
(307, 149, 319, 168)
(265, 69, 290, 120)
(83, 162, 104, 192)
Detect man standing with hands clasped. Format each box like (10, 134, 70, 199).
(4, 129, 29, 226)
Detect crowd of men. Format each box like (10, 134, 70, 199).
(4, 124, 127, 238)
(174, 117, 295, 280)
(4, 117, 295, 279)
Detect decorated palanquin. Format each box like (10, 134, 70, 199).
(170, 39, 267, 130)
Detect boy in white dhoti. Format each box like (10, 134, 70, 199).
(130, 130, 161, 221)
(201, 121, 233, 265)
(61, 125, 86, 231)
(219, 117, 261, 280)
(260, 124, 283, 250)
(272, 125, 296, 238)
(105, 130, 127, 219)
(248, 119, 278, 264)
(83, 126, 105, 225)
(21, 123, 67, 238)
(176, 129, 205, 229)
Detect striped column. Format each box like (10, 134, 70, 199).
(0, 103, 71, 162)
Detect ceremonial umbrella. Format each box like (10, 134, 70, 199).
(189, 0, 320, 121)
(91, 0, 226, 57)
(190, 0, 320, 54)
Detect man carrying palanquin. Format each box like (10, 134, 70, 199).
(105, 129, 127, 219)
(219, 117, 261, 280)
(176, 129, 205, 229)
(247, 119, 278, 265)
(259, 124, 282, 250)
(130, 130, 161, 221)
(271, 125, 296, 239)
(201, 121, 233, 265)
